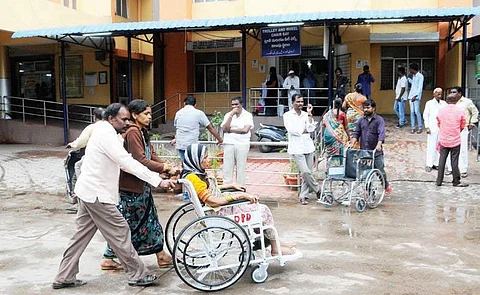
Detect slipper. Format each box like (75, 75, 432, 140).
(128, 274, 159, 287)
(52, 279, 87, 289)
(299, 198, 308, 205)
(100, 261, 124, 271)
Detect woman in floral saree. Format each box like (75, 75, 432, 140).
(322, 98, 349, 157)
(342, 83, 367, 149)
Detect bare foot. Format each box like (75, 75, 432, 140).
(271, 246, 296, 256)
(156, 251, 172, 268)
(280, 241, 296, 248)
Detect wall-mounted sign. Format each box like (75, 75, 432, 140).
(261, 26, 301, 58)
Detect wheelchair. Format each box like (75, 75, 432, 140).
(317, 149, 385, 213)
(165, 178, 302, 292)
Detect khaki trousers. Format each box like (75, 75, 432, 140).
(54, 199, 148, 284)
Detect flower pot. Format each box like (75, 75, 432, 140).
(283, 174, 299, 191)
(217, 151, 224, 164)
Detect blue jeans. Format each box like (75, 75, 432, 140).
(393, 99, 406, 126)
(178, 149, 185, 162)
(409, 99, 423, 130)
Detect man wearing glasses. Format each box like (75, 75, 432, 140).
(221, 97, 254, 186)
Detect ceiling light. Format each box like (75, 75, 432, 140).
(82, 32, 112, 37)
(267, 22, 304, 27)
(364, 18, 404, 23)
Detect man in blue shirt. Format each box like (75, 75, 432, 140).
(356, 65, 375, 99)
(407, 63, 424, 134)
(350, 99, 392, 195)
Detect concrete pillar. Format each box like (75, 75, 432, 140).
(0, 46, 11, 119)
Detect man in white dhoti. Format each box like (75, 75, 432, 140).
(423, 88, 446, 172)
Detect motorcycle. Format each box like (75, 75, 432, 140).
(254, 123, 287, 153)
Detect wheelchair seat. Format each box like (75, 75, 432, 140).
(344, 149, 375, 179)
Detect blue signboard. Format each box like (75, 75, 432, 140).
(261, 26, 301, 58)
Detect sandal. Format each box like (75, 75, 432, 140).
(52, 279, 87, 289)
(100, 259, 124, 271)
(128, 274, 159, 287)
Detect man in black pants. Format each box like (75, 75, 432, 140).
(435, 94, 468, 187)
(350, 99, 392, 195)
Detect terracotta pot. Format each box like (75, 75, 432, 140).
(283, 174, 299, 191)
(217, 151, 224, 164)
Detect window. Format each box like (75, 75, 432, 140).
(64, 56, 83, 98)
(194, 51, 240, 92)
(63, 0, 76, 9)
(380, 45, 435, 90)
(116, 0, 128, 18)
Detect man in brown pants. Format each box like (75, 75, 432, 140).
(52, 103, 175, 289)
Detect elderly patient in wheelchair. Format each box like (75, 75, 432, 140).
(181, 143, 296, 256)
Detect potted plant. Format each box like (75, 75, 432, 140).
(207, 110, 224, 142)
(151, 134, 182, 194)
(210, 152, 223, 185)
(283, 157, 300, 191)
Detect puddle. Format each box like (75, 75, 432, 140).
(15, 150, 66, 159)
(463, 230, 480, 242)
(434, 205, 472, 224)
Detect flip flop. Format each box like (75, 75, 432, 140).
(52, 279, 87, 289)
(100, 262, 124, 271)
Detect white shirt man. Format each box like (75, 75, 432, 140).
(54, 104, 172, 289)
(283, 94, 319, 205)
(221, 98, 254, 186)
(283, 70, 300, 110)
(394, 69, 408, 128)
(407, 65, 424, 133)
(423, 88, 447, 171)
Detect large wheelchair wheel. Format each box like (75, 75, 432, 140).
(364, 169, 385, 209)
(165, 202, 196, 254)
(173, 215, 252, 292)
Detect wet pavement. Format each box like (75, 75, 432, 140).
(1, 118, 480, 294)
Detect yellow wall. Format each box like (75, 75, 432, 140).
(445, 43, 462, 89)
(140, 62, 154, 104)
(160, 0, 192, 20)
(0, 46, 9, 79)
(243, 0, 369, 15)
(370, 23, 438, 34)
(0, 0, 110, 32)
(193, 0, 245, 18)
(52, 47, 111, 106)
(342, 26, 371, 84)
(370, 0, 437, 9)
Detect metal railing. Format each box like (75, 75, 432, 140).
(151, 92, 242, 124)
(150, 88, 328, 124)
(0, 95, 98, 126)
(150, 140, 301, 190)
(248, 87, 330, 116)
